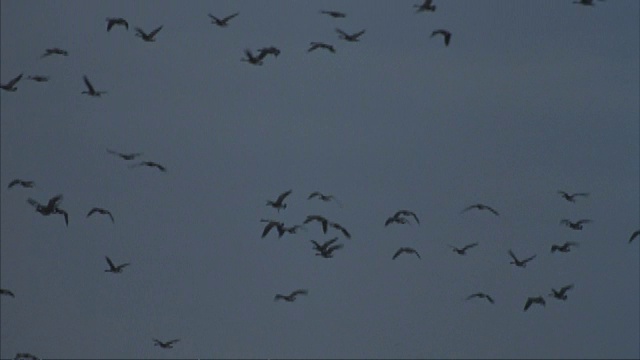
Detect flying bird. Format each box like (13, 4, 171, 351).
(549, 284, 574, 300)
(304, 215, 329, 233)
(8, 179, 35, 189)
(385, 216, 411, 226)
(393, 247, 421, 260)
(135, 25, 163, 42)
(431, 29, 452, 46)
(266, 189, 292, 211)
(461, 203, 499, 216)
(258, 46, 281, 58)
(274, 289, 308, 302)
(311, 237, 339, 253)
(107, 149, 143, 160)
(261, 220, 285, 238)
(394, 210, 420, 224)
(53, 207, 69, 227)
(208, 12, 239, 27)
(13, 353, 40, 360)
(308, 42, 336, 53)
(320, 10, 346, 18)
(508, 250, 536, 268)
(27, 194, 63, 215)
(87, 207, 114, 223)
(560, 219, 592, 230)
(40, 48, 68, 58)
(449, 242, 479, 255)
(414, 0, 436, 12)
(329, 222, 351, 238)
(153, 339, 180, 349)
(315, 241, 344, 258)
(106, 17, 128, 31)
(466, 292, 494, 304)
(1, 288, 15, 297)
(557, 191, 589, 203)
(629, 230, 640, 243)
(550, 241, 579, 253)
(1, 73, 23, 92)
(307, 191, 342, 206)
(129, 161, 167, 172)
(524, 296, 546, 311)
(573, 0, 604, 5)
(27, 75, 49, 82)
(82, 75, 106, 97)
(336, 28, 366, 42)
(241, 49, 265, 65)
(105, 256, 130, 273)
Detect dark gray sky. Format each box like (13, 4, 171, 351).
(1, 0, 639, 358)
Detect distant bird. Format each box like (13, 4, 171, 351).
(330, 222, 351, 238)
(106, 17, 128, 31)
(87, 207, 114, 223)
(560, 219, 592, 230)
(208, 12, 239, 27)
(385, 216, 411, 226)
(336, 28, 366, 42)
(551, 241, 579, 253)
(549, 284, 574, 300)
(431, 29, 452, 46)
(27, 75, 49, 82)
(311, 237, 339, 253)
(274, 289, 308, 302)
(81, 75, 106, 97)
(392, 247, 421, 260)
(241, 49, 265, 65)
(1, 73, 23, 92)
(153, 339, 180, 349)
(258, 46, 281, 58)
(629, 230, 640, 243)
(449, 242, 479, 255)
(557, 191, 589, 203)
(573, 0, 604, 6)
(308, 42, 336, 53)
(261, 220, 285, 238)
(314, 238, 344, 258)
(320, 10, 346, 18)
(282, 224, 305, 235)
(129, 161, 167, 172)
(1, 288, 15, 297)
(104, 256, 130, 273)
(308, 191, 342, 206)
(53, 207, 69, 227)
(27, 194, 63, 215)
(393, 210, 420, 224)
(508, 250, 536, 268)
(414, 0, 436, 12)
(107, 149, 144, 160)
(524, 296, 546, 311)
(8, 179, 35, 189)
(461, 203, 499, 216)
(13, 353, 40, 360)
(466, 292, 494, 304)
(135, 25, 163, 42)
(304, 215, 329, 233)
(266, 189, 292, 211)
(40, 48, 68, 58)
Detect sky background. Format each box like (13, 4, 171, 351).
(1, 0, 639, 359)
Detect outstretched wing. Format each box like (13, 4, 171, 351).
(7, 73, 23, 87)
(167, 339, 180, 345)
(392, 248, 404, 259)
(576, 219, 592, 225)
(462, 242, 479, 251)
(484, 205, 499, 215)
(335, 28, 348, 37)
(630, 230, 640, 243)
(27, 198, 41, 208)
(322, 237, 339, 249)
(105, 256, 116, 269)
(291, 289, 308, 297)
(331, 223, 351, 238)
(572, 192, 589, 198)
(262, 222, 280, 238)
(523, 254, 537, 263)
(308, 191, 321, 199)
(149, 25, 163, 37)
(560, 284, 574, 294)
(352, 29, 366, 39)
(524, 298, 533, 311)
(508, 250, 519, 262)
(135, 27, 148, 37)
(47, 194, 63, 208)
(276, 189, 292, 203)
(223, 12, 239, 22)
(83, 75, 96, 93)
(8, 179, 20, 188)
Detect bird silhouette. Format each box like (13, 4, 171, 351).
(82, 75, 106, 97)
(560, 219, 592, 230)
(304, 215, 329, 233)
(385, 216, 411, 226)
(241, 49, 266, 65)
(466, 292, 494, 304)
(461, 203, 499, 216)
(274, 289, 308, 302)
(551, 241, 579, 253)
(557, 191, 589, 203)
(135, 25, 163, 42)
(53, 207, 69, 227)
(414, 0, 436, 12)
(629, 230, 640, 243)
(208, 12, 239, 27)
(524, 296, 546, 311)
(261, 219, 285, 238)
(40, 48, 68, 58)
(13, 353, 40, 360)
(308, 42, 336, 53)
(393, 247, 421, 260)
(549, 284, 574, 300)
(87, 207, 114, 223)
(573, 0, 604, 6)
(129, 161, 167, 172)
(320, 10, 346, 18)
(431, 29, 452, 46)
(1, 73, 23, 92)
(1, 288, 15, 297)
(315, 242, 344, 258)
(330, 222, 351, 238)
(508, 250, 536, 268)
(308, 191, 342, 206)
(27, 194, 63, 215)
(266, 189, 292, 211)
(449, 242, 479, 255)
(8, 179, 35, 189)
(107, 149, 144, 160)
(153, 338, 180, 348)
(105, 256, 130, 273)
(27, 75, 49, 82)
(336, 28, 366, 42)
(106, 17, 128, 31)
(311, 237, 339, 252)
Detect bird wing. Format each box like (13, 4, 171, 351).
(135, 27, 148, 37)
(573, 192, 589, 197)
(560, 284, 574, 294)
(322, 237, 339, 248)
(8, 179, 20, 188)
(335, 28, 348, 37)
(508, 250, 519, 262)
(154, 163, 167, 172)
(461, 205, 477, 213)
(332, 223, 351, 238)
(576, 219, 592, 225)
(326, 244, 344, 253)
(107, 211, 115, 223)
(524, 298, 533, 311)
(7, 73, 23, 87)
(105, 256, 116, 269)
(462, 242, 478, 251)
(107, 19, 116, 31)
(308, 191, 321, 199)
(83, 76, 96, 93)
(630, 230, 640, 243)
(485, 205, 499, 215)
(27, 198, 41, 208)
(87, 208, 98, 217)
(223, 13, 239, 22)
(291, 289, 308, 297)
(262, 222, 279, 238)
(274, 294, 285, 301)
(167, 339, 180, 345)
(208, 13, 220, 21)
(523, 254, 537, 263)
(310, 240, 322, 250)
(149, 25, 163, 37)
(47, 194, 63, 208)
(466, 293, 480, 300)
(486, 295, 495, 304)
(276, 189, 292, 203)
(560, 219, 571, 226)
(392, 248, 404, 259)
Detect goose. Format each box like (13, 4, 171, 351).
(629, 230, 640, 243)
(81, 75, 107, 97)
(393, 210, 420, 224)
(307, 191, 342, 206)
(320, 10, 346, 18)
(550, 241, 579, 253)
(431, 29, 452, 46)
(266, 189, 292, 211)
(53, 207, 69, 226)
(508, 250, 536, 268)
(153, 339, 180, 349)
(316, 243, 344, 258)
(560, 219, 592, 230)
(557, 191, 589, 203)
(8, 179, 35, 189)
(274, 289, 308, 302)
(466, 292, 494, 304)
(261, 220, 285, 238)
(106, 17, 128, 31)
(258, 46, 281, 58)
(87, 207, 114, 223)
(27, 194, 63, 215)
(393, 247, 421, 260)
(208, 12, 239, 27)
(27, 75, 49, 82)
(105, 256, 130, 273)
(1, 288, 15, 297)
(549, 284, 574, 300)
(330, 222, 351, 238)
(311, 237, 339, 253)
(1, 73, 23, 92)
(336, 28, 366, 42)
(308, 42, 336, 53)
(129, 161, 167, 172)
(135, 25, 163, 42)
(40, 48, 68, 58)
(449, 242, 479, 255)
(241, 49, 265, 65)
(414, 0, 436, 12)
(304, 215, 329, 233)
(107, 149, 143, 160)
(461, 203, 498, 216)
(524, 296, 546, 311)
(13, 353, 40, 360)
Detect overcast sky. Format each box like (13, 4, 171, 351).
(1, 0, 639, 359)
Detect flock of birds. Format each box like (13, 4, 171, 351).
(1, 0, 638, 359)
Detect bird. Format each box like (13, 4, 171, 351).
(573, 0, 604, 6)
(8, 179, 35, 189)
(266, 189, 292, 211)
(106, 17, 128, 31)
(414, 0, 436, 12)
(241, 49, 265, 65)
(311, 237, 339, 253)
(27, 194, 63, 215)
(304, 215, 329, 233)
(13, 353, 40, 360)
(431, 29, 452, 46)
(549, 284, 574, 301)
(508, 250, 536, 268)
(320, 10, 346, 18)
(261, 220, 285, 238)
(40, 48, 68, 58)
(53, 207, 69, 227)
(629, 230, 640, 243)
(461, 203, 499, 216)
(104, 256, 130, 273)
(466, 292, 494, 304)
(1, 73, 23, 92)
(27, 75, 49, 82)
(393, 247, 421, 260)
(308, 191, 342, 205)
(258, 46, 281, 58)
(315, 242, 344, 258)
(153, 339, 180, 349)
(560, 219, 592, 230)
(336, 28, 366, 42)
(330, 222, 351, 238)
(550, 241, 579, 253)
(308, 42, 336, 53)
(282, 224, 305, 235)
(107, 149, 143, 160)
(385, 216, 411, 226)
(81, 75, 106, 97)
(274, 289, 308, 302)
(449, 242, 479, 255)
(524, 296, 546, 311)
(393, 210, 420, 224)
(208, 12, 239, 27)
(1, 288, 15, 297)
(129, 161, 167, 172)
(135, 25, 163, 42)
(557, 191, 589, 203)
(87, 207, 114, 223)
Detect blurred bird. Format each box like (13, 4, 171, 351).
(258, 46, 281, 58)
(393, 247, 421, 260)
(308, 191, 342, 206)
(330, 222, 351, 238)
(1, 73, 23, 92)
(549, 284, 574, 300)
(261, 220, 285, 238)
(524, 296, 546, 311)
(14, 353, 40, 360)
(315, 242, 343, 258)
(53, 207, 69, 227)
(466, 292, 494, 304)
(106, 17, 128, 31)
(40, 48, 68, 58)
(320, 10, 346, 18)
(241, 49, 265, 65)
(135, 25, 163, 42)
(414, 0, 436, 12)
(82, 75, 106, 97)
(308, 42, 336, 53)
(8, 179, 35, 189)
(557, 191, 589, 203)
(129, 161, 167, 172)
(461, 203, 498, 216)
(87, 207, 114, 223)
(107, 149, 144, 160)
(311, 237, 339, 253)
(431, 29, 452, 46)
(1, 288, 15, 297)
(208, 12, 239, 27)
(266, 189, 292, 211)
(274, 289, 308, 302)
(508, 250, 536, 268)
(629, 230, 640, 243)
(449, 242, 479, 255)
(304, 215, 329, 233)
(551, 241, 579, 253)
(27, 75, 49, 82)
(104, 256, 130, 273)
(27, 194, 63, 215)
(153, 339, 180, 349)
(336, 28, 366, 42)
(560, 219, 592, 230)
